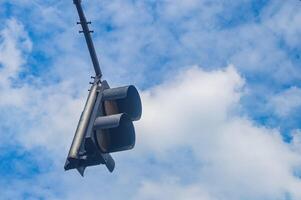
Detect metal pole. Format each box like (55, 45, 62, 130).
(66, 82, 98, 162)
(73, 0, 102, 78)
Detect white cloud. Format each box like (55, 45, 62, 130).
(137, 65, 243, 153)
(0, 19, 85, 156)
(291, 130, 301, 154)
(135, 65, 301, 200)
(0, 19, 35, 110)
(0, 19, 300, 199)
(0, 19, 32, 85)
(1, 1, 301, 200)
(270, 87, 301, 117)
(264, 0, 301, 47)
(135, 178, 214, 200)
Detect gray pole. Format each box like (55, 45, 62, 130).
(66, 83, 99, 161)
(73, 0, 102, 78)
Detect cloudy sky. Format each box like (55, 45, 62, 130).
(0, 0, 301, 199)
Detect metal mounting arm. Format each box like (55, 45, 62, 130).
(73, 0, 102, 78)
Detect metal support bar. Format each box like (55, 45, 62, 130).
(66, 81, 99, 162)
(73, 0, 102, 78)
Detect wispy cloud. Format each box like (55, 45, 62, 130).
(0, 0, 301, 199)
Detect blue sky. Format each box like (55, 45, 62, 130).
(0, 0, 301, 199)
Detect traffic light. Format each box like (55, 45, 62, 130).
(65, 0, 142, 176)
(64, 80, 142, 176)
(94, 85, 142, 153)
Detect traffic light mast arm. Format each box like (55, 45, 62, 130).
(73, 0, 102, 78)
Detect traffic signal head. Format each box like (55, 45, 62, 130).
(94, 85, 142, 153)
(65, 81, 142, 175)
